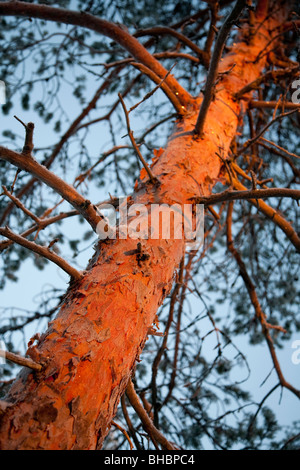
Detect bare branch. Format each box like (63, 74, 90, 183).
(134, 26, 210, 68)
(111, 420, 134, 450)
(14, 116, 35, 155)
(258, 138, 300, 160)
(249, 100, 300, 110)
(129, 63, 177, 113)
(151, 257, 185, 426)
(103, 52, 202, 70)
(204, 1, 219, 55)
(130, 62, 184, 115)
(0, 226, 82, 281)
(118, 93, 158, 184)
(0, 210, 77, 252)
(236, 109, 300, 156)
(0, 349, 42, 372)
(121, 394, 142, 450)
(193, 187, 300, 205)
(226, 202, 300, 400)
(0, 146, 101, 231)
(193, 0, 247, 137)
(229, 176, 300, 252)
(74, 146, 130, 187)
(247, 384, 280, 438)
(0, 1, 191, 106)
(1, 185, 40, 224)
(234, 66, 299, 100)
(126, 378, 179, 450)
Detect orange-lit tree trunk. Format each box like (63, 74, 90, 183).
(0, 4, 287, 449)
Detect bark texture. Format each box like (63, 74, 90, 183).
(0, 6, 286, 449)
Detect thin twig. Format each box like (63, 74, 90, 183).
(162, 255, 193, 410)
(74, 145, 130, 187)
(118, 93, 158, 184)
(280, 432, 300, 450)
(130, 62, 184, 115)
(194, 0, 247, 137)
(0, 210, 77, 252)
(258, 137, 300, 160)
(234, 66, 299, 99)
(14, 116, 35, 155)
(134, 26, 209, 67)
(1, 185, 40, 224)
(257, 142, 300, 178)
(226, 202, 300, 400)
(0, 146, 101, 231)
(204, 1, 219, 55)
(151, 257, 185, 427)
(0, 226, 82, 281)
(0, 348, 42, 371)
(126, 378, 179, 450)
(111, 420, 134, 450)
(138, 113, 177, 143)
(129, 63, 177, 113)
(236, 108, 300, 156)
(121, 394, 142, 450)
(103, 52, 202, 69)
(226, 175, 300, 252)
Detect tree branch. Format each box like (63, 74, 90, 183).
(134, 26, 210, 68)
(129, 62, 184, 115)
(129, 63, 177, 113)
(236, 109, 300, 156)
(193, 187, 300, 205)
(0, 1, 191, 107)
(151, 257, 185, 427)
(126, 378, 179, 450)
(0, 226, 82, 281)
(0, 78, 119, 226)
(0, 349, 42, 372)
(226, 202, 300, 400)
(102, 52, 202, 70)
(0, 146, 101, 231)
(193, 0, 247, 137)
(0, 210, 77, 252)
(118, 93, 158, 184)
(258, 138, 300, 160)
(14, 116, 35, 155)
(121, 394, 143, 450)
(234, 66, 299, 100)
(228, 176, 300, 252)
(249, 100, 300, 110)
(1, 185, 40, 224)
(111, 420, 134, 450)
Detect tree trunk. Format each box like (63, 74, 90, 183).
(0, 6, 285, 450)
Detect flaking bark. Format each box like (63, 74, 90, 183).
(0, 5, 288, 450)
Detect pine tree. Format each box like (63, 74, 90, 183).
(0, 0, 299, 450)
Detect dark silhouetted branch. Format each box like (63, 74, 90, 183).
(194, 0, 247, 137)
(226, 202, 300, 400)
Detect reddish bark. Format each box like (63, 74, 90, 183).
(0, 5, 287, 449)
